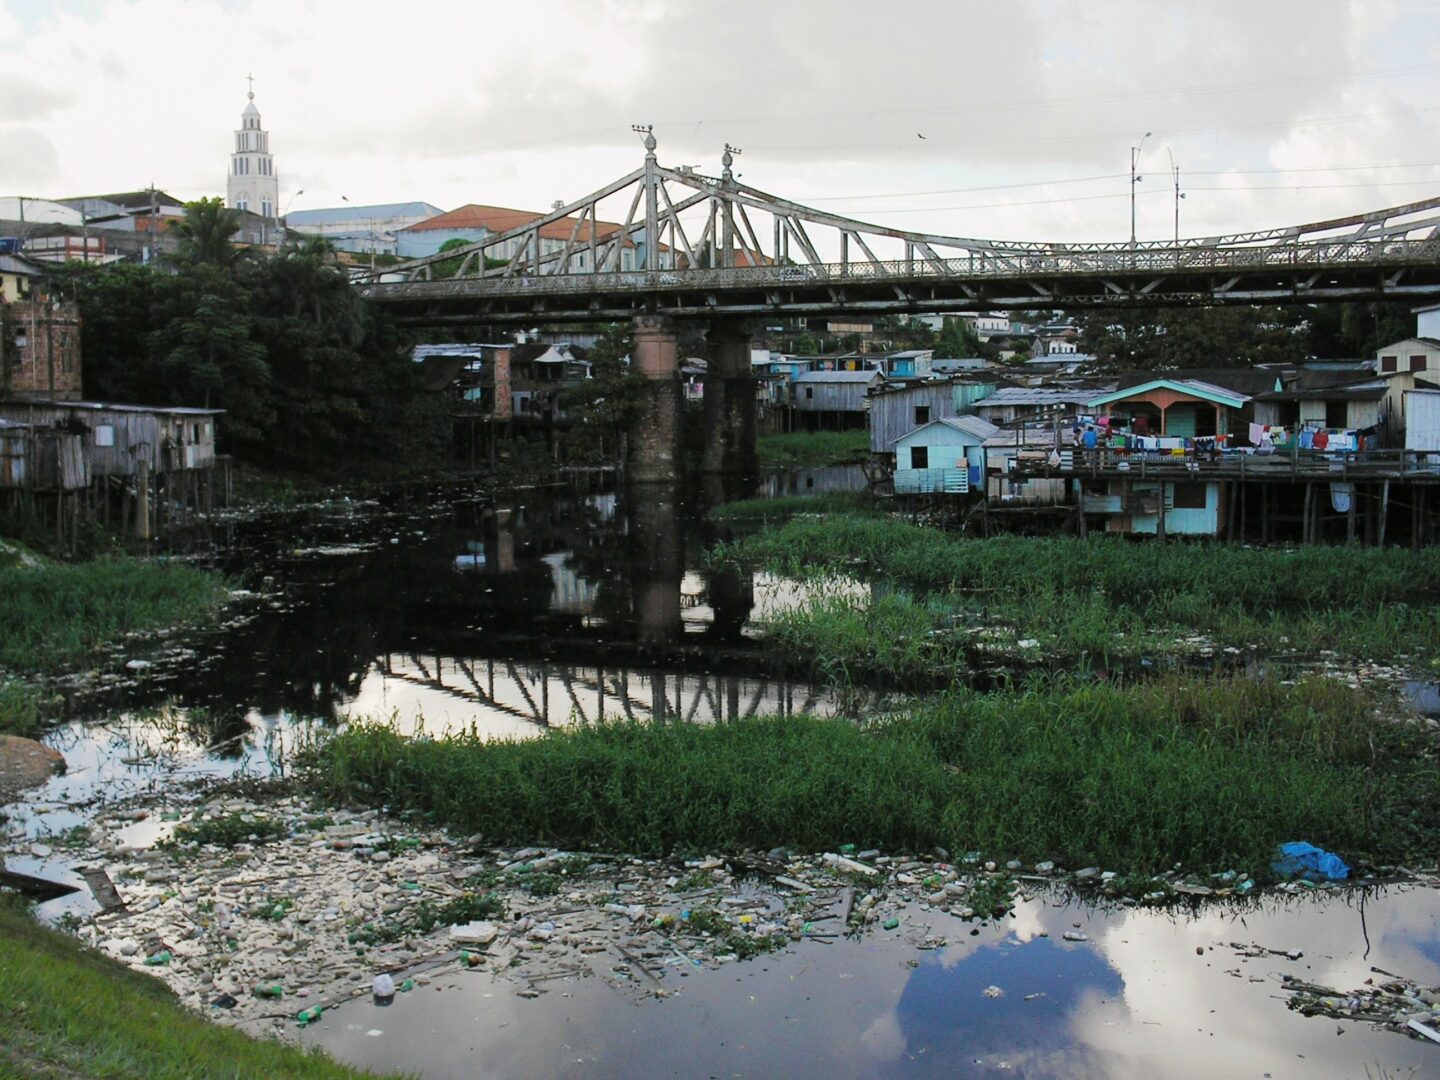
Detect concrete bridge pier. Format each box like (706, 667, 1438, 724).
(628, 315, 684, 485)
(701, 320, 759, 480)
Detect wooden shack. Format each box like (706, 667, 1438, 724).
(792, 369, 883, 430)
(0, 399, 224, 540)
(891, 416, 998, 494)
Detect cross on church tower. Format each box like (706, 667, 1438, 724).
(246, 72, 254, 99)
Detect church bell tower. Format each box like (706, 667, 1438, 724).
(226, 75, 279, 219)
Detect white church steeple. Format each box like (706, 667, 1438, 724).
(226, 75, 279, 219)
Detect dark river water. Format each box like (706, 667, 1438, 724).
(7, 472, 1440, 1077)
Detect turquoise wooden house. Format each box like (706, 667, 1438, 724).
(891, 416, 999, 494)
(1080, 379, 1251, 538)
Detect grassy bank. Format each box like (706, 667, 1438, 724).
(712, 516, 1440, 668)
(0, 895, 379, 1080)
(0, 553, 229, 676)
(756, 430, 868, 469)
(0, 545, 230, 734)
(305, 675, 1437, 876)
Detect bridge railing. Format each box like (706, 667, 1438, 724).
(368, 237, 1440, 296)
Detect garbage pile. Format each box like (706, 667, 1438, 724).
(31, 789, 1063, 1033)
(1283, 967, 1440, 1045)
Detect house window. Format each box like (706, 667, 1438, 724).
(1411, 355, 1427, 372)
(914, 405, 930, 425)
(1381, 355, 1398, 372)
(805, 387, 814, 400)
(911, 446, 929, 469)
(1172, 482, 1206, 510)
(1325, 400, 1347, 428)
(94, 425, 115, 448)
(262, 199, 273, 218)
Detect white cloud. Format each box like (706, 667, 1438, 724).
(1, 0, 1437, 241)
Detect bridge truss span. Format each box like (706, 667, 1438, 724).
(359, 134, 1440, 324)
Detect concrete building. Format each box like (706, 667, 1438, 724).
(226, 82, 279, 220)
(1, 295, 83, 401)
(286, 202, 444, 257)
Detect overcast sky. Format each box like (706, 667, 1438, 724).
(3, 0, 1439, 245)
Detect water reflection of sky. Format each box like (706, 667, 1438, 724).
(299, 889, 1440, 1079)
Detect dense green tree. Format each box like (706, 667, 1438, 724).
(937, 316, 992, 359)
(1076, 305, 1308, 371)
(63, 203, 449, 475)
(558, 325, 647, 462)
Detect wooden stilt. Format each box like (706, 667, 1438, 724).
(1303, 483, 1313, 544)
(1347, 482, 1357, 543)
(1379, 480, 1391, 548)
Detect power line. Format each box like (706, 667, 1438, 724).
(849, 178, 1440, 216)
(802, 159, 1440, 204)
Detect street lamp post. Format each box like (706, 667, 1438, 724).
(1130, 131, 1151, 247)
(341, 195, 377, 272)
(1165, 147, 1185, 247)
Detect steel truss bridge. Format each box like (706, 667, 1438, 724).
(360, 131, 1440, 325)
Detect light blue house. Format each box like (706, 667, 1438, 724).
(891, 416, 999, 494)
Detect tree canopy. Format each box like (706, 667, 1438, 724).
(54, 202, 448, 475)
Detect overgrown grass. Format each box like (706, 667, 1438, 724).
(710, 491, 878, 524)
(712, 516, 1440, 665)
(0, 553, 230, 676)
(0, 678, 48, 739)
(304, 675, 1440, 876)
(756, 431, 869, 469)
(0, 894, 380, 1079)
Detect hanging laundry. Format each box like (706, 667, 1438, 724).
(1313, 429, 1329, 451)
(1299, 429, 1315, 450)
(1248, 422, 1266, 447)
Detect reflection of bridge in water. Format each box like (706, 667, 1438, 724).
(368, 652, 830, 734)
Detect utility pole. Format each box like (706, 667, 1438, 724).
(1130, 132, 1151, 247)
(148, 184, 157, 264)
(1166, 146, 1184, 246)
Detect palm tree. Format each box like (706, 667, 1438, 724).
(174, 198, 243, 269)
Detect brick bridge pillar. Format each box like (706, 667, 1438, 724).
(701, 320, 759, 479)
(628, 315, 683, 485)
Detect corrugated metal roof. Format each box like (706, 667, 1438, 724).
(412, 343, 507, 361)
(794, 370, 882, 383)
(1087, 378, 1250, 409)
(287, 203, 444, 227)
(0, 399, 224, 416)
(976, 387, 1096, 406)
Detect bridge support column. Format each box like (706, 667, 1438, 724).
(629, 315, 683, 485)
(701, 320, 759, 479)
